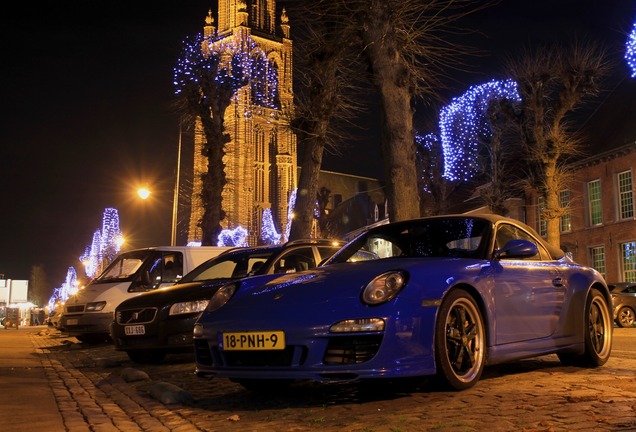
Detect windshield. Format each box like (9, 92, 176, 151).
(94, 250, 148, 282)
(328, 218, 489, 264)
(180, 248, 279, 283)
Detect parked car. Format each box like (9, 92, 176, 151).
(193, 214, 613, 391)
(608, 282, 636, 327)
(110, 239, 344, 363)
(61, 246, 229, 344)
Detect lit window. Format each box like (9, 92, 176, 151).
(590, 246, 605, 279)
(559, 190, 571, 233)
(587, 180, 602, 226)
(536, 196, 546, 237)
(621, 242, 636, 283)
(618, 170, 634, 220)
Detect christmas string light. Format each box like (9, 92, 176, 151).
(415, 133, 441, 193)
(626, 21, 636, 77)
(284, 188, 297, 243)
(174, 32, 279, 109)
(79, 208, 123, 278)
(440, 79, 521, 181)
(217, 226, 249, 247)
(261, 208, 282, 244)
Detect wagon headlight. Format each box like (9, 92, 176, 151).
(206, 283, 238, 312)
(361, 271, 407, 305)
(85, 301, 106, 311)
(169, 300, 209, 316)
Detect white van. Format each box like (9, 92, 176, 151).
(60, 246, 230, 343)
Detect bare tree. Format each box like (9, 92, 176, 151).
(476, 99, 526, 215)
(507, 42, 609, 246)
(345, 0, 488, 223)
(288, 1, 363, 240)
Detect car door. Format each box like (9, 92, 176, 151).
(490, 223, 567, 344)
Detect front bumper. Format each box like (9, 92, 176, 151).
(111, 310, 198, 353)
(60, 312, 113, 336)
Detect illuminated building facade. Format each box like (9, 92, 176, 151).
(188, 0, 296, 245)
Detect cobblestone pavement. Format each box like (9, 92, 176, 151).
(32, 328, 636, 432)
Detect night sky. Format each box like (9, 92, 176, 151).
(1, 0, 635, 294)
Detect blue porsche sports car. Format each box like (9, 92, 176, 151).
(193, 214, 613, 391)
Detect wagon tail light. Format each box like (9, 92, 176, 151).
(361, 271, 408, 305)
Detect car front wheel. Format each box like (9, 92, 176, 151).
(434, 289, 485, 390)
(616, 306, 635, 328)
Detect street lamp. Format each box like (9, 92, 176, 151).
(171, 128, 182, 247)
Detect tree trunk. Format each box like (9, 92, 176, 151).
(362, 0, 420, 222)
(198, 99, 230, 246)
(289, 134, 325, 240)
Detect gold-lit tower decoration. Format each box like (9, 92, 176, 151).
(188, 1, 296, 245)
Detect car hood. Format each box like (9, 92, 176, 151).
(202, 257, 483, 324)
(116, 273, 283, 310)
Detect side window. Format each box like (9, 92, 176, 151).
(274, 248, 316, 273)
(160, 252, 184, 284)
(317, 246, 341, 263)
(495, 224, 547, 261)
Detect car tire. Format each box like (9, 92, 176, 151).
(616, 306, 635, 328)
(126, 350, 167, 364)
(558, 288, 612, 367)
(434, 289, 485, 390)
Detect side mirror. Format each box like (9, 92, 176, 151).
(494, 239, 538, 259)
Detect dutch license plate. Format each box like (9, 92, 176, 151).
(221, 331, 285, 351)
(66, 318, 78, 326)
(124, 325, 145, 336)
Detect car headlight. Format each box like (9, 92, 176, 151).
(361, 271, 407, 305)
(169, 300, 209, 316)
(85, 301, 106, 311)
(330, 318, 385, 332)
(206, 282, 239, 312)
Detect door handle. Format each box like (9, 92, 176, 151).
(552, 277, 563, 287)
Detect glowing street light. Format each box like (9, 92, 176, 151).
(137, 188, 151, 200)
(134, 126, 181, 247)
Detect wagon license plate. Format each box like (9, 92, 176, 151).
(124, 325, 145, 336)
(221, 331, 285, 351)
(66, 318, 78, 326)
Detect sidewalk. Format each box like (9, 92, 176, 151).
(0, 326, 65, 431)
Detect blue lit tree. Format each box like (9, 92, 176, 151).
(439, 79, 521, 182)
(174, 11, 275, 246)
(415, 133, 456, 216)
(417, 79, 523, 216)
(261, 208, 282, 245)
(79, 208, 123, 278)
(626, 21, 636, 77)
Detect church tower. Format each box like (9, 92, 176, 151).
(187, 0, 296, 245)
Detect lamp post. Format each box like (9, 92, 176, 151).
(136, 127, 182, 247)
(171, 127, 182, 247)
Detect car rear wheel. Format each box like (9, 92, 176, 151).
(558, 288, 612, 366)
(616, 306, 635, 328)
(434, 289, 485, 390)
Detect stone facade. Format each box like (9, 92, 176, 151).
(188, 1, 296, 246)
